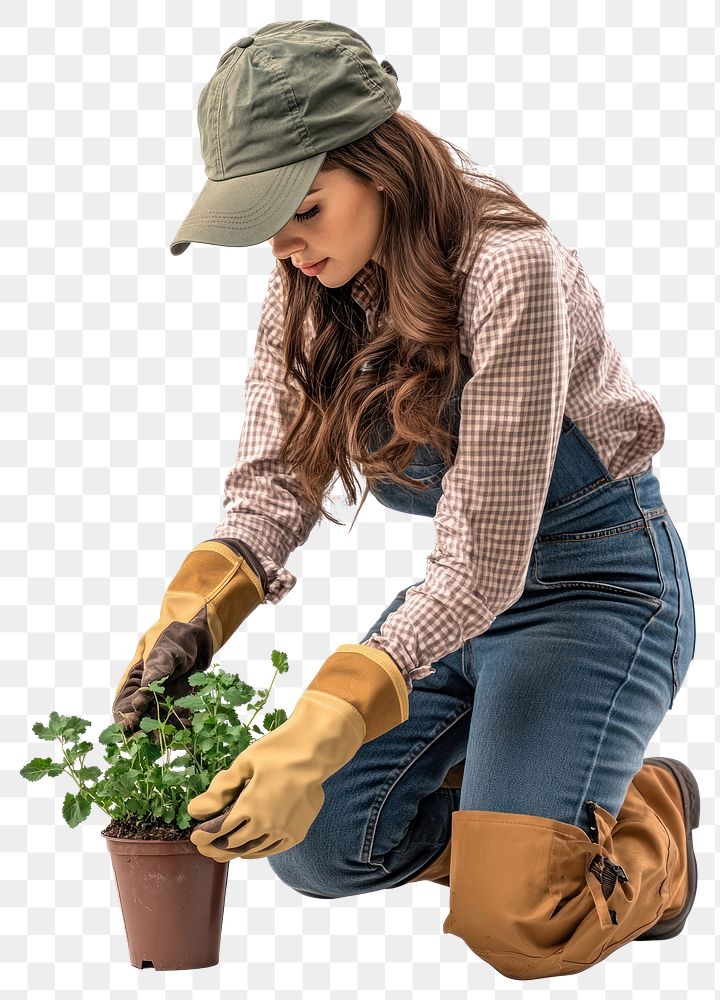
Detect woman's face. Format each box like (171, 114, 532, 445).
(268, 167, 385, 286)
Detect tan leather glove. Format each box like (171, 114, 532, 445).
(112, 537, 267, 733)
(187, 644, 409, 862)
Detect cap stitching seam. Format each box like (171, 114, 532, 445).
(324, 39, 394, 112)
(253, 49, 316, 155)
(215, 48, 245, 178)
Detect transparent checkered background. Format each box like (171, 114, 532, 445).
(3, 1, 717, 994)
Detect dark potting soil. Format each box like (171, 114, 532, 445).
(102, 816, 192, 841)
(101, 802, 234, 841)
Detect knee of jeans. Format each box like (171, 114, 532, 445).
(265, 835, 366, 899)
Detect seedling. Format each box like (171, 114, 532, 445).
(20, 652, 290, 833)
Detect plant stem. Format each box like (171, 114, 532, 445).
(245, 666, 280, 730)
(59, 737, 112, 817)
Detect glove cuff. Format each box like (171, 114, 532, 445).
(169, 540, 266, 650)
(305, 644, 410, 744)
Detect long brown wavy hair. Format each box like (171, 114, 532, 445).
(274, 110, 548, 530)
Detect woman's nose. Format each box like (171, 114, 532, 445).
(269, 238, 306, 260)
(269, 220, 306, 252)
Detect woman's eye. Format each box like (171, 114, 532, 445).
(294, 205, 320, 223)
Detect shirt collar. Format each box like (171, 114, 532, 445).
(348, 242, 477, 312)
(349, 261, 380, 311)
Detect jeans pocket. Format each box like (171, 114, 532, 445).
(532, 518, 665, 609)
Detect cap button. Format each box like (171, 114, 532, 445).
(236, 36, 254, 48)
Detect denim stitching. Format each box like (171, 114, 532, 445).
(542, 467, 655, 516)
(532, 544, 665, 609)
(361, 704, 473, 864)
(661, 520, 683, 709)
(642, 512, 667, 609)
(537, 508, 667, 544)
(573, 595, 665, 828)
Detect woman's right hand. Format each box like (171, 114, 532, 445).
(112, 538, 268, 733)
(112, 618, 212, 733)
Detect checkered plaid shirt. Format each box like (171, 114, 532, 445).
(213, 225, 665, 692)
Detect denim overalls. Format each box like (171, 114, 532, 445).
(267, 359, 696, 898)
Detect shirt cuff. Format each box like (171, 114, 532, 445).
(361, 633, 437, 694)
(362, 586, 497, 692)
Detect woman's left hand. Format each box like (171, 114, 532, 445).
(187, 688, 366, 861)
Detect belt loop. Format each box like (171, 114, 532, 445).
(629, 475, 651, 532)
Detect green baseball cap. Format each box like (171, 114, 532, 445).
(169, 20, 401, 255)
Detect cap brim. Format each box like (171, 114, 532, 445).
(169, 151, 327, 255)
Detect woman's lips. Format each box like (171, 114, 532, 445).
(300, 258, 328, 275)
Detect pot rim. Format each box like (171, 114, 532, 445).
(102, 832, 204, 856)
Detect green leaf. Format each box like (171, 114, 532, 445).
(31, 712, 67, 741)
(60, 716, 93, 742)
(77, 766, 102, 782)
(62, 791, 92, 828)
(32, 713, 92, 743)
(162, 770, 187, 786)
(174, 694, 208, 711)
(139, 717, 160, 732)
(271, 649, 290, 674)
(144, 680, 167, 694)
(223, 680, 255, 707)
(187, 671, 215, 689)
(20, 757, 57, 781)
(263, 708, 287, 731)
(64, 741, 94, 765)
(98, 724, 125, 745)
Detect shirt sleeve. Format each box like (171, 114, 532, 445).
(362, 234, 572, 690)
(212, 261, 322, 604)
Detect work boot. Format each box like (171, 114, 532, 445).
(633, 757, 700, 939)
(441, 756, 701, 979)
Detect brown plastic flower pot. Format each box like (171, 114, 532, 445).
(104, 834, 229, 970)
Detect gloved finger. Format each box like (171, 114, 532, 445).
(207, 804, 295, 856)
(112, 642, 146, 726)
(141, 635, 181, 687)
(113, 654, 144, 703)
(190, 823, 285, 861)
(189, 807, 248, 851)
(143, 623, 205, 688)
(129, 687, 153, 718)
(189, 833, 236, 863)
(224, 833, 288, 859)
(187, 771, 251, 821)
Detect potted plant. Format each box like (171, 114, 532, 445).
(20, 650, 291, 971)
